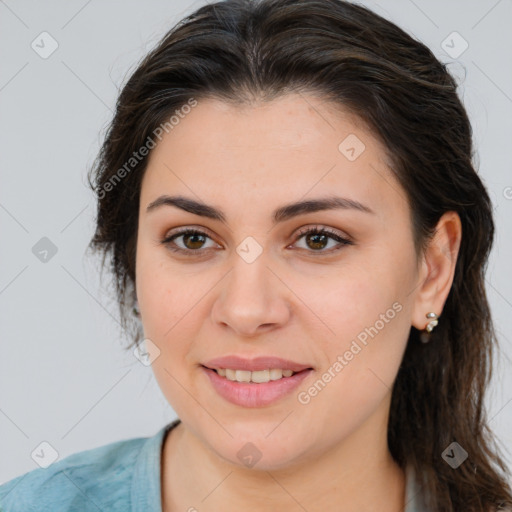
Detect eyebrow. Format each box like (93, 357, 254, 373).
(146, 194, 375, 224)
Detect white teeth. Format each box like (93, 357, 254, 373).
(251, 370, 270, 383)
(269, 369, 283, 380)
(235, 370, 251, 382)
(225, 369, 236, 380)
(216, 368, 298, 383)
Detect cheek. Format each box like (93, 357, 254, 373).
(296, 300, 410, 443)
(135, 244, 209, 385)
(314, 282, 409, 390)
(136, 242, 194, 336)
(138, 275, 200, 356)
(137, 259, 200, 418)
(299, 255, 408, 345)
(296, 248, 413, 402)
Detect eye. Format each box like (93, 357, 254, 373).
(291, 225, 353, 254)
(161, 228, 220, 254)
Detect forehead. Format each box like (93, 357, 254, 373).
(140, 94, 408, 219)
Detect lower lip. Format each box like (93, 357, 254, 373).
(202, 366, 313, 408)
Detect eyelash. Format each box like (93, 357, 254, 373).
(161, 225, 353, 256)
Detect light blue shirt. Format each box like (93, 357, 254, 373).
(0, 418, 429, 511)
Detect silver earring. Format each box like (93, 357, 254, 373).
(420, 312, 438, 343)
(425, 312, 439, 332)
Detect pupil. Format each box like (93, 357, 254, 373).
(307, 233, 327, 250)
(184, 233, 205, 249)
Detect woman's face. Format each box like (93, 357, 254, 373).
(135, 94, 422, 469)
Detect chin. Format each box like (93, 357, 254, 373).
(206, 432, 309, 473)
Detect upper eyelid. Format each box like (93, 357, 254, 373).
(164, 226, 219, 243)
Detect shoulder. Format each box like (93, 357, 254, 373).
(0, 435, 148, 512)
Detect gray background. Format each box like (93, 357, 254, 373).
(1, 0, 511, 483)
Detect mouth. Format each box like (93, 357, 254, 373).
(200, 365, 314, 408)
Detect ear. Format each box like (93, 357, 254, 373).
(411, 211, 462, 331)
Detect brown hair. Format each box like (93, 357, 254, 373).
(86, 0, 512, 509)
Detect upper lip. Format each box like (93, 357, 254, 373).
(203, 355, 313, 372)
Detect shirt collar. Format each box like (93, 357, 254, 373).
(130, 418, 182, 512)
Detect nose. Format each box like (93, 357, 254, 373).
(211, 250, 291, 338)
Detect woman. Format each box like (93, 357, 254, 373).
(1, 0, 511, 510)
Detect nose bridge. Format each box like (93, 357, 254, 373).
(226, 242, 273, 310)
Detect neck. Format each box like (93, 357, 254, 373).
(161, 409, 405, 511)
